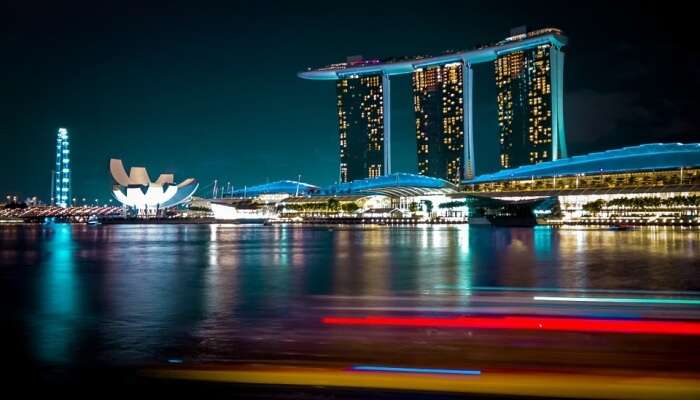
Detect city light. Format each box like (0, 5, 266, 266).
(53, 128, 71, 207)
(351, 366, 481, 375)
(3, 9, 700, 397)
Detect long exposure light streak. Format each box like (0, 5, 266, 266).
(352, 366, 481, 375)
(322, 315, 700, 336)
(434, 285, 700, 295)
(534, 296, 700, 305)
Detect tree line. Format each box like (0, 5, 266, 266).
(280, 198, 359, 213)
(582, 195, 700, 213)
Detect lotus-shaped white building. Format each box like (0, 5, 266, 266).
(110, 159, 199, 212)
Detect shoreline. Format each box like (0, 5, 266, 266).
(2, 218, 699, 228)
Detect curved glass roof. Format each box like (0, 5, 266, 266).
(162, 181, 199, 208)
(229, 180, 319, 197)
(467, 143, 700, 184)
(319, 173, 457, 197)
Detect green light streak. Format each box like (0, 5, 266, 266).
(433, 285, 700, 296)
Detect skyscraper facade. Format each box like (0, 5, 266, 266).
(336, 74, 385, 183)
(301, 26, 566, 181)
(495, 44, 557, 169)
(412, 63, 464, 184)
(53, 128, 71, 207)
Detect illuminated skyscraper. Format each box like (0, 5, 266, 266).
(53, 128, 71, 207)
(413, 63, 464, 183)
(300, 27, 566, 180)
(336, 74, 385, 182)
(495, 35, 566, 169)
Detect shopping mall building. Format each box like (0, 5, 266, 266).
(461, 143, 700, 225)
(209, 143, 700, 226)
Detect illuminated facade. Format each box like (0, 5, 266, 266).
(413, 63, 464, 183)
(466, 143, 700, 188)
(337, 74, 385, 183)
(300, 27, 567, 180)
(53, 128, 71, 207)
(462, 143, 700, 224)
(495, 40, 566, 169)
(109, 159, 199, 214)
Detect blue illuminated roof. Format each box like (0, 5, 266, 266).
(162, 181, 199, 208)
(467, 143, 700, 184)
(319, 173, 457, 197)
(229, 180, 319, 197)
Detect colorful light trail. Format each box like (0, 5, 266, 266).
(351, 366, 481, 375)
(322, 315, 700, 335)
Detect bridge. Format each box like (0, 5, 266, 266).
(0, 206, 123, 223)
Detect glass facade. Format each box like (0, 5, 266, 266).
(495, 45, 553, 169)
(53, 128, 71, 207)
(466, 168, 700, 194)
(468, 143, 700, 184)
(336, 74, 384, 183)
(412, 63, 464, 184)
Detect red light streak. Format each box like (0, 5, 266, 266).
(322, 316, 700, 336)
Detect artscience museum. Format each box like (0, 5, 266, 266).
(110, 159, 199, 214)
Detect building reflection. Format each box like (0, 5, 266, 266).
(99, 225, 207, 363)
(36, 224, 80, 364)
(556, 227, 700, 291)
(8, 223, 699, 368)
(455, 226, 472, 298)
(416, 227, 450, 295)
(204, 224, 240, 320)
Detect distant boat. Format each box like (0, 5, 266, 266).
(87, 215, 102, 226)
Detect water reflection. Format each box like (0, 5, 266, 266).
(0, 224, 698, 366)
(456, 226, 472, 298)
(36, 224, 80, 364)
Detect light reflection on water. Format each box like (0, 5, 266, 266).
(1, 224, 699, 366)
(37, 224, 79, 364)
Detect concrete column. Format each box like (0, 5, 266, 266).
(462, 61, 475, 180)
(550, 47, 567, 160)
(382, 73, 392, 175)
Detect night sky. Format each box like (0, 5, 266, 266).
(2, 0, 699, 202)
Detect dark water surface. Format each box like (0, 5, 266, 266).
(1, 224, 699, 369)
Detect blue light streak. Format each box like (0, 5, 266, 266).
(352, 365, 481, 375)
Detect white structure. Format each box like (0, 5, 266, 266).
(109, 159, 198, 214)
(210, 202, 275, 221)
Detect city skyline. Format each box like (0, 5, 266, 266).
(2, 1, 699, 201)
(2, 3, 700, 395)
